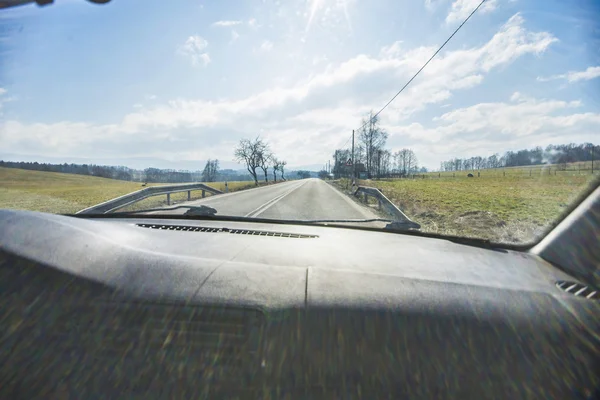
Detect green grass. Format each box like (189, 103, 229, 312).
(353, 173, 597, 244)
(0, 167, 258, 214)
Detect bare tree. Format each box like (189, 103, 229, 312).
(279, 160, 287, 181)
(234, 137, 266, 186)
(271, 156, 282, 182)
(380, 150, 391, 176)
(359, 111, 388, 178)
(394, 149, 418, 176)
(258, 147, 271, 183)
(201, 159, 219, 182)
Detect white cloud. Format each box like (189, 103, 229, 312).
(0, 88, 15, 115)
(212, 20, 242, 27)
(384, 93, 600, 167)
(446, 0, 498, 25)
(230, 30, 240, 43)
(259, 40, 273, 52)
(178, 35, 210, 67)
(537, 66, 600, 83)
(425, 0, 446, 11)
(248, 18, 259, 29)
(0, 14, 563, 167)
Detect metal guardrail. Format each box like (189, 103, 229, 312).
(77, 183, 223, 214)
(354, 186, 421, 230)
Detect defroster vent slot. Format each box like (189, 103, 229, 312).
(136, 223, 318, 238)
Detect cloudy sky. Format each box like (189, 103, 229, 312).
(0, 0, 599, 170)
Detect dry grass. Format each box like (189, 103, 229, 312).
(0, 167, 258, 214)
(345, 173, 596, 244)
(425, 161, 597, 179)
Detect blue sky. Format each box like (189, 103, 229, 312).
(0, 0, 599, 170)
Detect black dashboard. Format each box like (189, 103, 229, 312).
(1, 209, 599, 399)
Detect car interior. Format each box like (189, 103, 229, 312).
(0, 181, 598, 399)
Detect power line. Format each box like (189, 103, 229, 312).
(352, 0, 488, 135)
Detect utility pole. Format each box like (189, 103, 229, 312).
(351, 129, 355, 186)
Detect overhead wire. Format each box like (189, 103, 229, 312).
(335, 0, 488, 151)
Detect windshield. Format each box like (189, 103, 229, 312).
(1, 0, 598, 245)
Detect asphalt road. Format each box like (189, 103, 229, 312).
(164, 178, 382, 223)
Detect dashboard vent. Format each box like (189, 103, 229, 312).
(136, 223, 318, 238)
(556, 281, 598, 300)
(46, 304, 264, 371)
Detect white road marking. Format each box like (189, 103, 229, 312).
(244, 180, 308, 218)
(180, 180, 298, 206)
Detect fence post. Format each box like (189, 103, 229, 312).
(187, 191, 191, 201)
(439, 173, 441, 178)
(503, 171, 505, 177)
(363, 192, 368, 203)
(529, 169, 531, 177)
(225, 182, 229, 193)
(453, 173, 455, 178)
(378, 200, 382, 211)
(202, 190, 206, 198)
(167, 193, 171, 206)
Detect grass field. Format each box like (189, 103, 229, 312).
(341, 172, 597, 244)
(0, 167, 257, 214)
(424, 161, 596, 178)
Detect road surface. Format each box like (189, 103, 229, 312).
(162, 179, 382, 224)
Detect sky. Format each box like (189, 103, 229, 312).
(0, 0, 599, 171)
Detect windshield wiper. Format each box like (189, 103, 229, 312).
(80, 206, 420, 231)
(296, 219, 420, 231)
(107, 205, 218, 216)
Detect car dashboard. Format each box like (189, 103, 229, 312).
(1, 210, 599, 399)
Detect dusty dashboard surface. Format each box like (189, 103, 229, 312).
(1, 210, 599, 399)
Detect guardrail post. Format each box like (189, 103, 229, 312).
(202, 190, 206, 198)
(187, 191, 191, 201)
(167, 193, 171, 205)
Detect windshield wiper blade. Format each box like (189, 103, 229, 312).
(82, 208, 420, 231)
(108, 205, 218, 216)
(297, 218, 420, 231)
(385, 220, 422, 231)
(296, 218, 392, 223)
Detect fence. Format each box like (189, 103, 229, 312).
(366, 167, 598, 180)
(77, 183, 223, 214)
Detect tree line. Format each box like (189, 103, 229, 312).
(331, 111, 426, 179)
(440, 143, 598, 172)
(234, 137, 287, 185)
(0, 160, 252, 183)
